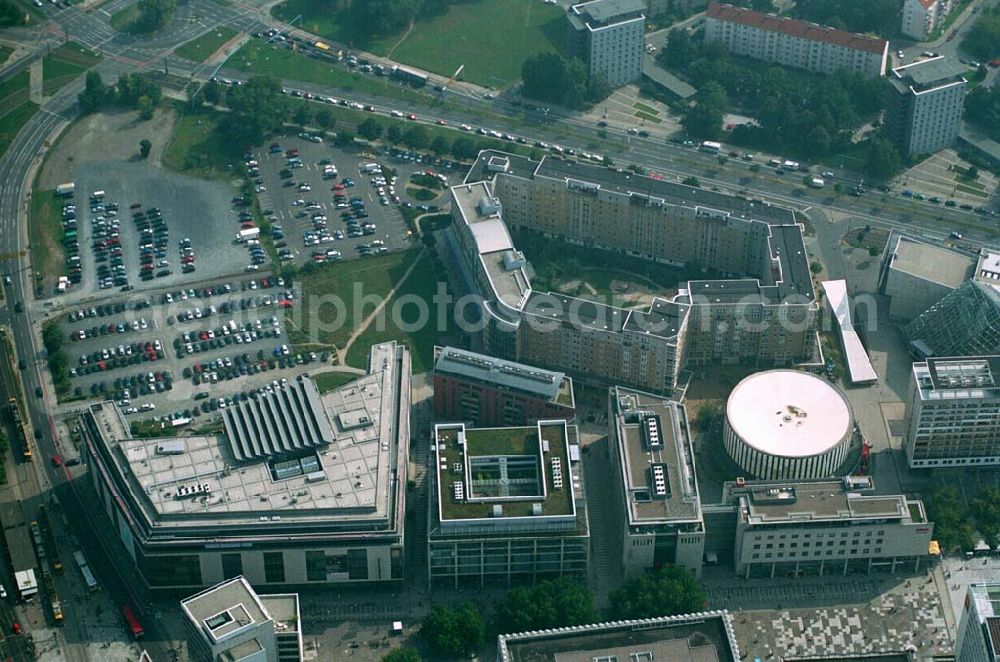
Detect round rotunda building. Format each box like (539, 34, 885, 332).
(723, 370, 853, 480)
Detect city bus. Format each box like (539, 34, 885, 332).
(699, 141, 722, 154)
(122, 605, 144, 639)
(73, 551, 99, 593)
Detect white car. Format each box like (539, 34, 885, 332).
(292, 199, 305, 206)
(140, 403, 156, 411)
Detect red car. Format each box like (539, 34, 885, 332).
(407, 113, 417, 120)
(51, 455, 62, 467)
(11, 622, 21, 635)
(286, 148, 299, 157)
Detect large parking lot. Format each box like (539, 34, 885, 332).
(68, 161, 251, 296)
(254, 139, 412, 265)
(57, 275, 332, 425)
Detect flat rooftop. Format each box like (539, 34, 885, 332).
(522, 292, 688, 341)
(892, 56, 967, 89)
(433, 346, 574, 407)
(914, 355, 1000, 399)
(612, 387, 701, 525)
(889, 235, 973, 288)
(822, 280, 878, 384)
(434, 421, 576, 522)
(570, 0, 645, 26)
(83, 343, 409, 534)
(452, 181, 531, 311)
(738, 478, 918, 525)
(498, 611, 739, 662)
(976, 250, 1000, 292)
(181, 576, 270, 646)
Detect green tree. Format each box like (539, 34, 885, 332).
(421, 603, 484, 657)
(971, 486, 1000, 547)
(430, 135, 450, 156)
(294, 105, 312, 129)
(926, 486, 977, 552)
(115, 73, 162, 108)
(682, 81, 726, 140)
(495, 577, 598, 634)
(403, 124, 429, 150)
(609, 565, 706, 619)
(382, 649, 420, 662)
(315, 108, 334, 131)
(137, 95, 155, 120)
(865, 137, 902, 182)
(357, 117, 384, 141)
(224, 76, 287, 147)
(964, 83, 1000, 142)
(335, 130, 355, 146)
(521, 53, 592, 108)
(810, 260, 823, 274)
(693, 403, 721, 433)
(659, 28, 696, 68)
(961, 9, 1000, 61)
(789, 0, 902, 34)
(386, 124, 403, 144)
(682, 176, 701, 187)
(451, 136, 478, 160)
(78, 71, 109, 114)
(135, 0, 176, 31)
(0, 0, 25, 27)
(139, 139, 152, 158)
(202, 80, 223, 105)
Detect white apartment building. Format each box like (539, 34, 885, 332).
(730, 477, 933, 578)
(903, 356, 1000, 468)
(567, 0, 646, 88)
(608, 387, 705, 579)
(956, 582, 1000, 662)
(704, 1, 889, 77)
(902, 0, 953, 41)
(886, 56, 967, 157)
(181, 576, 303, 662)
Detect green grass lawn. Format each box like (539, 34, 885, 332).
(633, 101, 660, 116)
(313, 370, 360, 393)
(175, 26, 238, 63)
(28, 185, 65, 295)
(0, 71, 34, 161)
(42, 42, 100, 95)
(273, 0, 563, 88)
(162, 110, 245, 179)
(226, 41, 436, 107)
(292, 249, 447, 374)
(110, 4, 140, 30)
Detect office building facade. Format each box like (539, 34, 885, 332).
(730, 477, 933, 578)
(432, 346, 576, 426)
(905, 279, 1000, 358)
(427, 420, 589, 587)
(704, 2, 889, 77)
(81, 344, 411, 591)
(903, 356, 1000, 468)
(568, 0, 646, 88)
(886, 56, 966, 157)
(609, 387, 705, 578)
(956, 582, 1000, 662)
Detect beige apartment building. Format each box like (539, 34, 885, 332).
(452, 151, 818, 393)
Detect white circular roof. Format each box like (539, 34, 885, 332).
(726, 370, 852, 458)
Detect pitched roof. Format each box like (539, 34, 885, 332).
(706, 1, 889, 55)
(911, 0, 938, 10)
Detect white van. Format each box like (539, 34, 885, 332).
(91, 190, 106, 199)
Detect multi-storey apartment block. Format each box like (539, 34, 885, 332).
(427, 420, 589, 587)
(567, 0, 646, 88)
(729, 477, 933, 578)
(904, 356, 1000, 468)
(432, 346, 576, 427)
(886, 56, 967, 157)
(704, 2, 889, 77)
(81, 343, 410, 591)
(902, 0, 953, 41)
(450, 151, 818, 394)
(608, 387, 705, 578)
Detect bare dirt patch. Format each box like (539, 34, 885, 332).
(38, 107, 177, 189)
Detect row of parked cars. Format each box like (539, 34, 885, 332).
(71, 340, 164, 377)
(90, 194, 130, 290)
(176, 318, 282, 358)
(69, 317, 150, 341)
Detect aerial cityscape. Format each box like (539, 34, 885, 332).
(1, 0, 1000, 659)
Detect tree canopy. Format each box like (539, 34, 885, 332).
(926, 486, 977, 552)
(421, 603, 485, 657)
(223, 76, 288, 147)
(865, 137, 903, 182)
(961, 7, 1000, 61)
(609, 565, 706, 620)
(658, 31, 885, 158)
(789, 0, 902, 34)
(495, 577, 598, 634)
(521, 53, 608, 109)
(382, 648, 421, 662)
(965, 83, 1000, 142)
(0, 0, 25, 27)
(134, 0, 176, 32)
